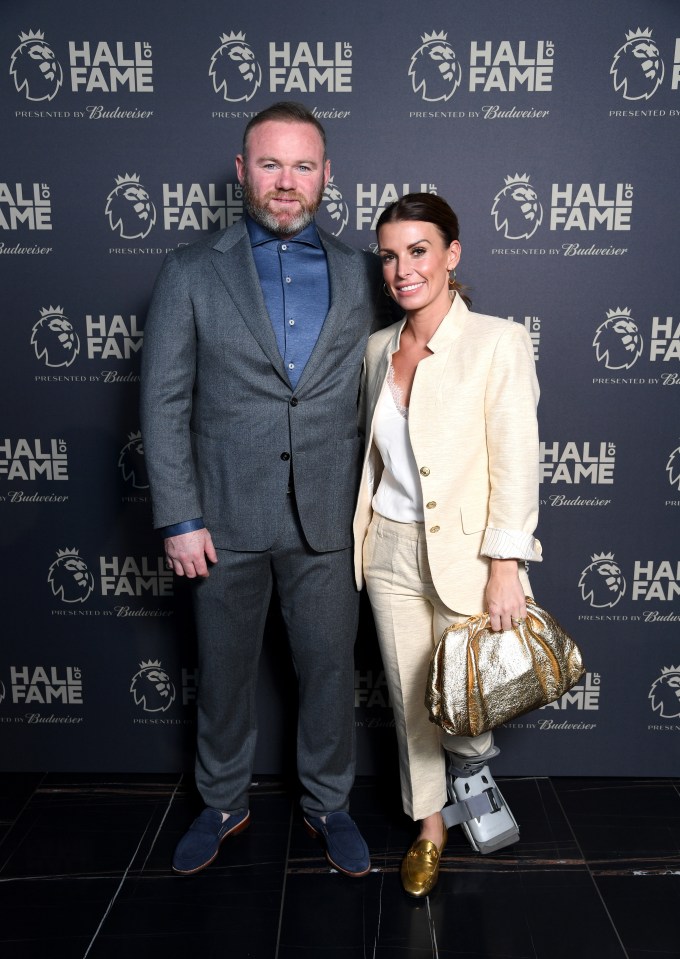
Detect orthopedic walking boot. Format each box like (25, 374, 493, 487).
(442, 750, 519, 855)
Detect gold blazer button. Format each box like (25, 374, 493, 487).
(429, 526, 440, 533)
(419, 466, 430, 476)
(426, 501, 436, 509)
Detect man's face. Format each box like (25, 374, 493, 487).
(236, 119, 330, 238)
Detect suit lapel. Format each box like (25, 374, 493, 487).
(411, 296, 466, 405)
(210, 224, 288, 383)
(368, 324, 401, 419)
(293, 230, 355, 393)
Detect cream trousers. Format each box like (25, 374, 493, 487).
(364, 513, 493, 821)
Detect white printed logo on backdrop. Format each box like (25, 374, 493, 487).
(611, 29, 664, 101)
(105, 174, 156, 240)
(47, 548, 95, 604)
(492, 174, 543, 240)
(593, 308, 643, 370)
(579, 552, 627, 608)
(316, 177, 349, 237)
(30, 306, 80, 368)
(409, 32, 462, 102)
(648, 667, 680, 719)
(10, 30, 63, 102)
(163, 183, 244, 231)
(0, 438, 68, 482)
(10, 666, 83, 705)
(0, 183, 52, 231)
(209, 32, 262, 102)
(666, 445, 680, 491)
(356, 183, 438, 232)
(130, 660, 176, 713)
(118, 432, 149, 490)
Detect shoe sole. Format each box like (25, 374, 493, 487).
(172, 811, 251, 876)
(303, 817, 371, 878)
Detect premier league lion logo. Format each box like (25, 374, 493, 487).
(409, 31, 462, 102)
(209, 32, 261, 102)
(491, 174, 543, 240)
(130, 660, 176, 713)
(666, 446, 680, 491)
(30, 306, 80, 368)
(317, 177, 349, 237)
(611, 28, 664, 101)
(648, 667, 680, 719)
(48, 549, 95, 604)
(10, 30, 63, 102)
(578, 552, 626, 608)
(118, 431, 149, 489)
(105, 174, 156, 240)
(593, 309, 644, 371)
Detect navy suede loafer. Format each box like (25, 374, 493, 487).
(172, 807, 250, 875)
(304, 811, 371, 877)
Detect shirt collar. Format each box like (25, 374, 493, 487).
(245, 213, 322, 249)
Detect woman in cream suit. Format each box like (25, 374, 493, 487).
(353, 194, 541, 897)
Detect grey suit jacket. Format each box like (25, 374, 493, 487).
(140, 218, 385, 552)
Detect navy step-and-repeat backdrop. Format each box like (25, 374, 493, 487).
(1, 0, 678, 775)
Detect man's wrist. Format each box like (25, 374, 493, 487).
(161, 517, 205, 538)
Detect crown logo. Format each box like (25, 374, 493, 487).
(625, 28, 654, 42)
(219, 31, 247, 44)
(421, 31, 449, 44)
(139, 659, 162, 670)
(115, 173, 141, 186)
(660, 665, 680, 675)
(39, 305, 65, 317)
(503, 173, 532, 187)
(19, 30, 46, 43)
(56, 548, 80, 559)
(127, 430, 143, 443)
(590, 552, 617, 563)
(605, 307, 632, 319)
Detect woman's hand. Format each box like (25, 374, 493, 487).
(485, 558, 526, 632)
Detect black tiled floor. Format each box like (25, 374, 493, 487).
(0, 773, 678, 957)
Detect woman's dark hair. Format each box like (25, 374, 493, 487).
(376, 193, 471, 306)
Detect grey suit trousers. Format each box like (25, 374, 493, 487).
(192, 489, 359, 816)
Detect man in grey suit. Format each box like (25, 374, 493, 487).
(140, 102, 386, 876)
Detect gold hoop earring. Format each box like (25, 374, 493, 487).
(448, 269, 457, 289)
(382, 282, 393, 299)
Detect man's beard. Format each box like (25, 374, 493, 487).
(242, 174, 324, 237)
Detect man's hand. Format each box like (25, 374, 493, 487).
(164, 528, 217, 578)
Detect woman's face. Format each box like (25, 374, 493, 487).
(378, 220, 460, 316)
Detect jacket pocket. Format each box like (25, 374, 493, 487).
(460, 504, 488, 535)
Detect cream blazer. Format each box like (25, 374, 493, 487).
(353, 294, 541, 615)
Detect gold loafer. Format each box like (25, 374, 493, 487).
(400, 827, 447, 898)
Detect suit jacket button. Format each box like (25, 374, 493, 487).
(426, 501, 436, 509)
(281, 452, 290, 461)
(420, 466, 430, 476)
(290, 397, 298, 406)
(429, 525, 440, 533)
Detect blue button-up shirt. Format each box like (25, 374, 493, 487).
(246, 215, 329, 389)
(162, 216, 330, 538)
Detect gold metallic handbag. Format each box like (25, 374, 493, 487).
(426, 598, 585, 737)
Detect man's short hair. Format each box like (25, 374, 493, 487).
(242, 101, 327, 159)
